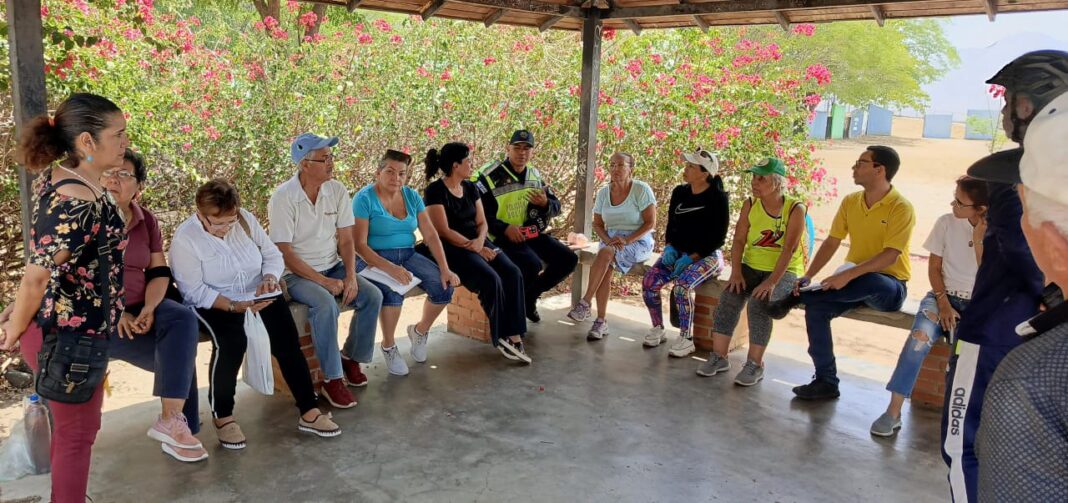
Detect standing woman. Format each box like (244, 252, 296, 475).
(104, 149, 206, 462)
(0, 93, 129, 503)
(697, 158, 806, 385)
(170, 180, 340, 449)
(353, 150, 460, 376)
(641, 148, 730, 358)
(567, 152, 656, 341)
(423, 142, 531, 363)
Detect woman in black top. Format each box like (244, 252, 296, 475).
(641, 148, 730, 358)
(423, 142, 530, 363)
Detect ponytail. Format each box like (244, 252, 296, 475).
(424, 148, 442, 180)
(15, 93, 122, 173)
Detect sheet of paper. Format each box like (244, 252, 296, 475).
(358, 266, 422, 295)
(800, 262, 856, 291)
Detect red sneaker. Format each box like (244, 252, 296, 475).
(321, 378, 357, 409)
(341, 357, 368, 387)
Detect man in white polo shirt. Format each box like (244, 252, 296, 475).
(269, 133, 382, 409)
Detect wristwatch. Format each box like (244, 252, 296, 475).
(228, 301, 236, 313)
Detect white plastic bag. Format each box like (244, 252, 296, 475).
(241, 310, 274, 395)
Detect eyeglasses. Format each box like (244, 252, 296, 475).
(199, 212, 238, 230)
(306, 154, 335, 164)
(952, 197, 977, 208)
(102, 170, 138, 181)
(853, 159, 883, 168)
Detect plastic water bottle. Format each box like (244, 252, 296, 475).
(24, 394, 52, 475)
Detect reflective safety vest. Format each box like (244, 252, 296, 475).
(474, 160, 547, 229)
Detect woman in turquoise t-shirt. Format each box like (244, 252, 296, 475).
(566, 152, 657, 341)
(353, 149, 459, 377)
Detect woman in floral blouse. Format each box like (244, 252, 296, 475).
(1, 93, 129, 503)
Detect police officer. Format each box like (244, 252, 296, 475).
(473, 130, 578, 322)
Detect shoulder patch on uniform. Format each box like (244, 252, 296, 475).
(475, 181, 488, 194)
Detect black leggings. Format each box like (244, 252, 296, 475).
(197, 299, 318, 418)
(444, 243, 527, 345)
(494, 234, 578, 306)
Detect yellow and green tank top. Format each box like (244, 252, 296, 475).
(741, 196, 806, 275)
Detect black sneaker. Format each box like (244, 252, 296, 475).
(792, 378, 840, 400)
(525, 300, 541, 323)
(766, 294, 803, 320)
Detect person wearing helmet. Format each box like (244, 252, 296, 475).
(939, 50, 1068, 503)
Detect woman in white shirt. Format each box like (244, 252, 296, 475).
(566, 152, 656, 340)
(170, 179, 340, 449)
(870, 176, 988, 437)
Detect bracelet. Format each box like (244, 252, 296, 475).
(934, 291, 947, 299)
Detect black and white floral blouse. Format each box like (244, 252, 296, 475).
(28, 169, 126, 336)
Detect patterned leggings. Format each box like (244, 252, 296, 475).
(642, 251, 725, 338)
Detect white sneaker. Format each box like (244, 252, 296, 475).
(382, 345, 409, 376)
(643, 326, 667, 347)
(407, 325, 429, 363)
(587, 319, 609, 341)
(668, 337, 695, 358)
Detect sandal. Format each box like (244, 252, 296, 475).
(298, 411, 341, 438)
(214, 420, 247, 450)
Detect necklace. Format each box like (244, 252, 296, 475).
(59, 165, 103, 198)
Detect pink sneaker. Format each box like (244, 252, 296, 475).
(161, 442, 209, 463)
(147, 414, 203, 450)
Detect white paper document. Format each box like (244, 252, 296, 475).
(358, 266, 422, 295)
(800, 262, 856, 292)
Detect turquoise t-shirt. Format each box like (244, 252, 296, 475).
(593, 180, 656, 232)
(352, 185, 425, 250)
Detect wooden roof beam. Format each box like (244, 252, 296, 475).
(773, 10, 790, 30)
(870, 4, 885, 26)
(421, 0, 447, 19)
(982, 0, 997, 21)
(623, 18, 643, 35)
(604, 0, 924, 20)
(450, 0, 584, 17)
(539, 15, 564, 31)
(693, 15, 709, 32)
(483, 8, 505, 26)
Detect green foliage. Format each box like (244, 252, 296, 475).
(775, 19, 960, 110)
(2, 1, 837, 243)
(965, 113, 1009, 153)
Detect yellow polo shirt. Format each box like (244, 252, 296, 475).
(829, 187, 915, 281)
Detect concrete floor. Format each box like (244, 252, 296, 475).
(2, 299, 948, 503)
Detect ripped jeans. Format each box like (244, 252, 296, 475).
(885, 291, 970, 397)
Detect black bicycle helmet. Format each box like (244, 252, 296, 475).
(987, 50, 1068, 142)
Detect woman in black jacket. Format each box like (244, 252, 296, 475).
(641, 149, 730, 358)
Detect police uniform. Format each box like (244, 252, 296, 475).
(472, 130, 577, 319)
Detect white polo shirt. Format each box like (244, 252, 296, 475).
(268, 175, 355, 273)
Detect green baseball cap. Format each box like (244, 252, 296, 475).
(746, 157, 786, 176)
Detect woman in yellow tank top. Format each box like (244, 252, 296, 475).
(696, 157, 808, 386)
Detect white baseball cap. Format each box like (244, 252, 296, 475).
(682, 148, 720, 175)
(1020, 91, 1068, 206)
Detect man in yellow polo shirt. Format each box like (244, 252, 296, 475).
(773, 145, 915, 400)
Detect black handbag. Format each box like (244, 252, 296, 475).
(35, 179, 113, 404)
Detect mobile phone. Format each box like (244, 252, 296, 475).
(519, 225, 540, 239)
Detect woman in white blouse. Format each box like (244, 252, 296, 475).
(170, 179, 339, 450)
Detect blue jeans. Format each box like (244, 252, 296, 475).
(283, 262, 384, 380)
(109, 299, 201, 433)
(886, 292, 969, 396)
(800, 272, 907, 385)
(356, 248, 454, 307)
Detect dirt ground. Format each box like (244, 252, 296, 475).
(0, 134, 998, 449)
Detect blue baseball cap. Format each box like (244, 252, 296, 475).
(291, 133, 339, 164)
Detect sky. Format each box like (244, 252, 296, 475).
(918, 11, 1068, 119)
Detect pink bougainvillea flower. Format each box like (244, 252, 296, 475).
(298, 11, 319, 29)
(805, 64, 832, 85)
(358, 33, 373, 44)
(792, 24, 816, 36)
(425, 127, 438, 138)
(650, 54, 663, 65)
(483, 57, 497, 66)
(374, 19, 393, 32)
(804, 94, 822, 106)
(264, 16, 279, 29)
(417, 66, 430, 78)
(439, 118, 451, 128)
(544, 79, 556, 89)
(602, 27, 616, 41)
(988, 84, 1005, 99)
(390, 34, 403, 44)
(440, 69, 452, 81)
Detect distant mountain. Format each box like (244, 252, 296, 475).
(921, 32, 1068, 121)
